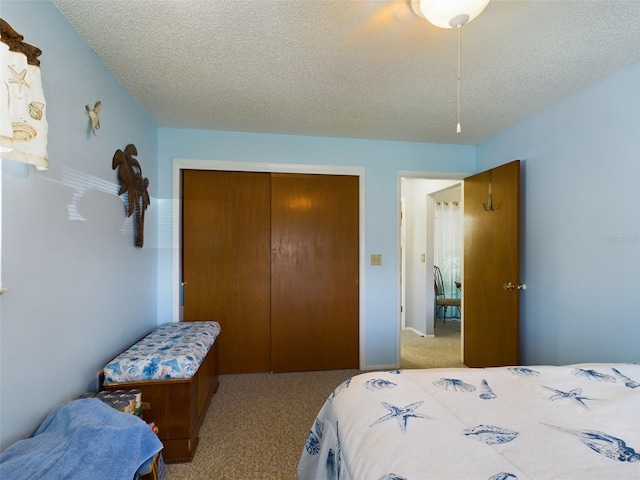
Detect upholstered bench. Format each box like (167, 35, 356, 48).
(102, 321, 221, 463)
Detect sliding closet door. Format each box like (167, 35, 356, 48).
(182, 170, 272, 374)
(270, 173, 359, 372)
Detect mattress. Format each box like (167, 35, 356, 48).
(298, 363, 640, 480)
(103, 321, 221, 383)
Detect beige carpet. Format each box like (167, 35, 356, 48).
(166, 322, 463, 479)
(401, 320, 465, 369)
(165, 369, 358, 480)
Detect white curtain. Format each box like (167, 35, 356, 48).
(434, 201, 462, 317)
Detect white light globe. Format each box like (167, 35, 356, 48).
(416, 0, 491, 28)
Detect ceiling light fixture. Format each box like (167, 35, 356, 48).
(412, 0, 490, 134)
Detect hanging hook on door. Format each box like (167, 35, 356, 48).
(483, 169, 494, 211)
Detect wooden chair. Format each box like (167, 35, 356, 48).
(434, 265, 461, 325)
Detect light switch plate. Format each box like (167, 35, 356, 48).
(371, 254, 382, 266)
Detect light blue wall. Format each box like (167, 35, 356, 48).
(477, 61, 640, 365)
(2, 0, 638, 455)
(157, 130, 475, 368)
(0, 1, 158, 450)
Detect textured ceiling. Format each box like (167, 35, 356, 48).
(52, 0, 640, 145)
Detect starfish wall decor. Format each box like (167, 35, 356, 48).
(112, 144, 150, 247)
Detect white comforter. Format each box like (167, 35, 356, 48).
(298, 363, 640, 480)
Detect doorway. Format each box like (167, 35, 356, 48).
(399, 160, 522, 369)
(398, 173, 466, 368)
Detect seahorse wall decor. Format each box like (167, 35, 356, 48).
(112, 144, 150, 247)
(85, 101, 101, 136)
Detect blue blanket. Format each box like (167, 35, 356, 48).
(0, 398, 163, 480)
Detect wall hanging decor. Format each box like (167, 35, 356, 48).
(0, 18, 49, 169)
(112, 144, 150, 247)
(85, 100, 101, 136)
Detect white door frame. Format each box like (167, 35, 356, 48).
(172, 159, 367, 369)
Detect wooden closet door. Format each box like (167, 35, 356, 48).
(182, 170, 271, 374)
(270, 173, 359, 372)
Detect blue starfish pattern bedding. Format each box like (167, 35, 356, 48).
(103, 321, 220, 382)
(298, 363, 640, 480)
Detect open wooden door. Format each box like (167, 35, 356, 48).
(463, 160, 521, 367)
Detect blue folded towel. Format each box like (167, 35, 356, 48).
(0, 398, 163, 480)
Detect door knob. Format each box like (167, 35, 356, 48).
(503, 282, 526, 291)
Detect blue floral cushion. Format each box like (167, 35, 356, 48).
(103, 321, 221, 383)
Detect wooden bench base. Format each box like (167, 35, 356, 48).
(103, 341, 219, 463)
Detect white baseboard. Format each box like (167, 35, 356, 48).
(361, 363, 399, 371)
(403, 326, 434, 338)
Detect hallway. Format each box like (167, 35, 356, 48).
(401, 320, 464, 368)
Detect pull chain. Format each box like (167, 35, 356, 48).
(456, 25, 462, 134)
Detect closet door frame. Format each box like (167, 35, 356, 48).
(171, 159, 366, 370)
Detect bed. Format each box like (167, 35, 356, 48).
(298, 363, 640, 480)
(102, 321, 221, 463)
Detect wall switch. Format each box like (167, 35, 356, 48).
(371, 254, 382, 266)
(421, 253, 426, 262)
